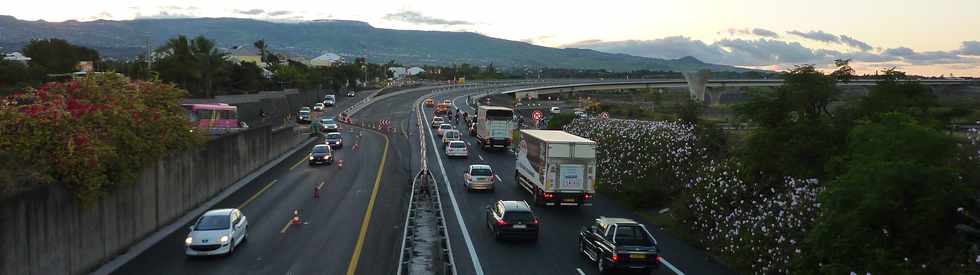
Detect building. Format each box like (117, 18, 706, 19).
(407, 67, 425, 76)
(309, 52, 343, 67)
(3, 52, 31, 64)
(227, 45, 264, 66)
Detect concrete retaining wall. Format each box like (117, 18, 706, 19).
(0, 125, 307, 275)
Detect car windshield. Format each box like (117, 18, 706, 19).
(441, 125, 452, 129)
(614, 225, 654, 246)
(503, 211, 533, 222)
(326, 133, 342, 139)
(313, 146, 329, 153)
(471, 168, 492, 176)
(324, 119, 335, 123)
(195, 215, 229, 230)
(300, 111, 310, 115)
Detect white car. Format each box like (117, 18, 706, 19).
(550, 107, 561, 114)
(436, 123, 454, 137)
(431, 116, 445, 128)
(446, 140, 468, 158)
(442, 129, 461, 145)
(313, 103, 325, 111)
(324, 95, 337, 106)
(321, 118, 339, 132)
(464, 164, 495, 191)
(185, 208, 248, 256)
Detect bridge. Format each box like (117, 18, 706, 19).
(502, 77, 978, 104)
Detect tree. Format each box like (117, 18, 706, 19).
(857, 68, 940, 125)
(254, 40, 267, 63)
(0, 60, 31, 90)
(0, 73, 203, 204)
(155, 35, 199, 90)
(735, 65, 844, 182)
(22, 38, 100, 77)
(190, 36, 228, 97)
(830, 59, 855, 83)
(798, 113, 971, 275)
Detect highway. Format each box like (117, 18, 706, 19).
(112, 90, 400, 275)
(402, 86, 733, 275)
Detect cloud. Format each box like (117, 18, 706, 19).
(957, 41, 980, 56)
(521, 35, 554, 44)
(752, 28, 780, 38)
(839, 35, 873, 51)
(267, 10, 292, 16)
(383, 11, 473, 26)
(787, 30, 840, 43)
(235, 9, 265, 15)
(723, 28, 751, 36)
(563, 36, 980, 69)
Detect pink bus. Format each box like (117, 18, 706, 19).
(182, 103, 243, 134)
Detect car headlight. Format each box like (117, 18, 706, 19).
(185, 237, 193, 245)
(219, 235, 229, 244)
(309, 156, 314, 160)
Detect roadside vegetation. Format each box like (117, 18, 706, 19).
(564, 61, 980, 274)
(0, 73, 204, 204)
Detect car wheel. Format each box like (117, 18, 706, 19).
(597, 258, 606, 274)
(227, 238, 235, 256)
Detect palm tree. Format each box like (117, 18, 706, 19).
(254, 39, 266, 63)
(192, 36, 228, 98)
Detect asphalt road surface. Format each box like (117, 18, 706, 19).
(410, 89, 735, 275)
(113, 90, 397, 275)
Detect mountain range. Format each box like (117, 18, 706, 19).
(0, 15, 749, 72)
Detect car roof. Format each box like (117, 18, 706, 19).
(597, 217, 639, 226)
(468, 164, 491, 169)
(203, 208, 235, 216)
(326, 132, 342, 137)
(448, 140, 465, 144)
(498, 200, 532, 211)
(439, 123, 452, 127)
(313, 144, 329, 149)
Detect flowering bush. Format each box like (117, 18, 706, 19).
(564, 118, 703, 207)
(0, 73, 203, 204)
(686, 161, 823, 274)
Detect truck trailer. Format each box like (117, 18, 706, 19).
(516, 130, 596, 206)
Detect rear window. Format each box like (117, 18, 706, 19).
(195, 215, 230, 230)
(614, 225, 654, 246)
(471, 168, 492, 176)
(503, 211, 533, 222)
(450, 142, 466, 148)
(446, 131, 459, 138)
(441, 125, 452, 129)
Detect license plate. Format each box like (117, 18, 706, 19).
(513, 224, 526, 229)
(563, 198, 575, 202)
(630, 254, 647, 259)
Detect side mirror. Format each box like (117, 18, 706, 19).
(484, 205, 491, 211)
(188, 225, 194, 231)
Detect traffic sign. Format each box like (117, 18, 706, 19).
(599, 112, 609, 119)
(531, 110, 544, 121)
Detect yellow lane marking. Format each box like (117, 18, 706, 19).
(345, 131, 391, 275)
(289, 156, 307, 170)
(238, 180, 278, 209)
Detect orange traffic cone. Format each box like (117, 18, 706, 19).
(291, 210, 302, 225)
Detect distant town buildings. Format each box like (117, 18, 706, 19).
(309, 52, 343, 67)
(388, 66, 425, 79)
(2, 52, 31, 64)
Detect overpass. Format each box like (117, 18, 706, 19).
(502, 78, 979, 104)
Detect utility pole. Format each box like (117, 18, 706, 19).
(145, 38, 152, 80)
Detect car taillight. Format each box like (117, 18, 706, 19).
(531, 218, 539, 224)
(611, 254, 619, 262)
(583, 193, 592, 200)
(543, 192, 554, 199)
(497, 219, 508, 226)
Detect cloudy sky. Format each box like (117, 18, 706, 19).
(5, 0, 980, 76)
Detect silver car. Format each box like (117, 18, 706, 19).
(464, 164, 495, 191)
(185, 208, 248, 256)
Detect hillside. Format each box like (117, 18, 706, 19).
(0, 15, 749, 72)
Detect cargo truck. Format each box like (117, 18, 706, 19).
(476, 106, 515, 150)
(516, 130, 596, 206)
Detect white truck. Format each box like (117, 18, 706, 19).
(516, 130, 597, 206)
(475, 106, 515, 150)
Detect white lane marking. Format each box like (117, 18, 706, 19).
(478, 154, 485, 161)
(576, 268, 586, 275)
(494, 174, 502, 182)
(422, 101, 486, 275)
(660, 256, 686, 275)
